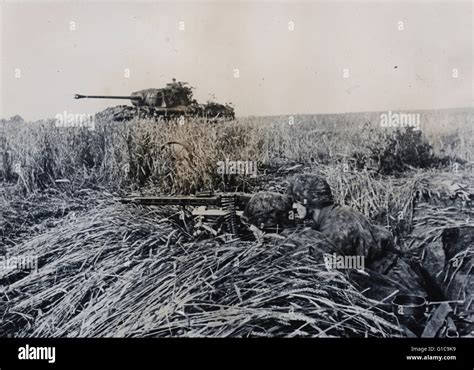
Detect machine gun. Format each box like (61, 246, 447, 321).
(121, 193, 251, 237)
(120, 192, 305, 238)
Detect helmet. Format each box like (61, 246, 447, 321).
(287, 173, 333, 212)
(243, 192, 293, 229)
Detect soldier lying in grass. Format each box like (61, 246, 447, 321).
(244, 173, 392, 262)
(243, 173, 426, 299)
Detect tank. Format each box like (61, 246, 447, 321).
(75, 80, 235, 122)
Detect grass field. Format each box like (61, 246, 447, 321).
(0, 107, 473, 337)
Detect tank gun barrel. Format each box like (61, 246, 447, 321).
(74, 94, 142, 101)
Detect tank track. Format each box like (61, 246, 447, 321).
(96, 104, 234, 122)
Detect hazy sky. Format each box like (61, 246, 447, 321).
(0, 0, 472, 120)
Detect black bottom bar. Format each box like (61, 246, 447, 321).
(0, 338, 472, 369)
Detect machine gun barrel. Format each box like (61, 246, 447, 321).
(120, 194, 252, 209)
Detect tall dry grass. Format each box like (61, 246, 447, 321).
(1, 202, 400, 337)
(1, 109, 473, 337)
(1, 117, 266, 194)
(2, 108, 472, 193)
(1, 108, 472, 235)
